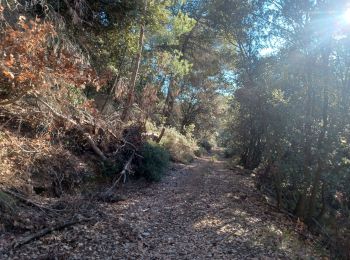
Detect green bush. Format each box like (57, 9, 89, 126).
(101, 160, 122, 177)
(199, 139, 213, 152)
(0, 191, 16, 213)
(194, 147, 208, 157)
(145, 122, 199, 164)
(160, 127, 198, 163)
(65, 84, 86, 107)
(139, 142, 170, 182)
(224, 147, 236, 158)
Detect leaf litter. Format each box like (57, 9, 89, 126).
(1, 155, 328, 259)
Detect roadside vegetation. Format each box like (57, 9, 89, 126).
(1, 0, 350, 258)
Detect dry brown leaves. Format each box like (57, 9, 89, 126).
(0, 8, 103, 106)
(1, 153, 329, 259)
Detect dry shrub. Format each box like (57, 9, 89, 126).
(0, 8, 101, 106)
(139, 84, 159, 116)
(0, 4, 143, 201)
(0, 190, 18, 232)
(160, 127, 198, 164)
(0, 123, 97, 197)
(146, 123, 198, 164)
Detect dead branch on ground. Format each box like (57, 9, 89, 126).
(103, 152, 135, 197)
(11, 216, 93, 250)
(34, 94, 107, 161)
(2, 189, 64, 214)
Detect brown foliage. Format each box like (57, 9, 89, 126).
(0, 9, 100, 105)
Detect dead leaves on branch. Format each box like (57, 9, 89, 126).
(0, 10, 102, 106)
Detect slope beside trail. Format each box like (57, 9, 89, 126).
(5, 153, 326, 259)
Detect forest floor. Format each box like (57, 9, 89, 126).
(2, 151, 328, 259)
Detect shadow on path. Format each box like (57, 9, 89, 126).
(6, 153, 325, 259)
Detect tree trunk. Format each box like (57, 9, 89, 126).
(295, 72, 313, 219)
(163, 77, 176, 126)
(316, 182, 327, 221)
(272, 164, 282, 210)
(152, 76, 175, 144)
(156, 127, 166, 143)
(100, 74, 120, 113)
(294, 192, 307, 218)
(307, 93, 328, 220)
(307, 47, 330, 222)
(101, 50, 127, 113)
(121, 10, 145, 122)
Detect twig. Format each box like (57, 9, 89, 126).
(107, 129, 143, 158)
(11, 217, 93, 249)
(2, 189, 62, 213)
(156, 127, 165, 143)
(104, 152, 135, 195)
(311, 217, 331, 241)
(35, 94, 107, 161)
(17, 144, 39, 153)
(106, 128, 135, 150)
(122, 138, 138, 151)
(0, 118, 12, 130)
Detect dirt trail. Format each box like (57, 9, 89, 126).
(5, 154, 325, 259)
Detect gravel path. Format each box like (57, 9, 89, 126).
(4, 155, 326, 259)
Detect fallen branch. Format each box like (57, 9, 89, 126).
(12, 217, 93, 249)
(104, 152, 135, 196)
(35, 94, 107, 161)
(106, 128, 138, 151)
(311, 217, 331, 241)
(0, 118, 12, 130)
(2, 189, 62, 213)
(0, 78, 31, 106)
(156, 127, 165, 143)
(142, 132, 159, 141)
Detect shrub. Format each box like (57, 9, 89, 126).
(199, 139, 213, 152)
(0, 191, 16, 213)
(194, 147, 208, 157)
(159, 127, 198, 164)
(101, 160, 122, 178)
(138, 142, 170, 182)
(0, 15, 100, 106)
(145, 122, 199, 164)
(224, 147, 237, 158)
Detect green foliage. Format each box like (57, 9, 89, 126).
(145, 122, 199, 163)
(159, 127, 198, 164)
(199, 139, 212, 152)
(101, 161, 122, 178)
(172, 11, 196, 39)
(155, 50, 192, 78)
(183, 123, 195, 138)
(194, 147, 207, 157)
(0, 191, 16, 212)
(179, 91, 229, 149)
(65, 85, 86, 107)
(149, 7, 195, 46)
(220, 0, 350, 256)
(139, 142, 170, 182)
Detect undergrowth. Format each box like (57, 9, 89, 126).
(146, 122, 199, 164)
(137, 142, 170, 182)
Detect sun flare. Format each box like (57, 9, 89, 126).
(344, 8, 350, 24)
